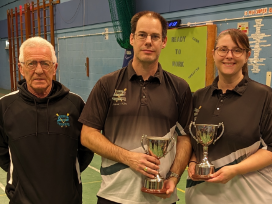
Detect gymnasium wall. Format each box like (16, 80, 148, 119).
(0, 0, 271, 102)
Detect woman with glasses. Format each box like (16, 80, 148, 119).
(185, 29, 272, 204)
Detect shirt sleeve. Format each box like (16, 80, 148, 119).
(77, 98, 94, 172)
(79, 79, 110, 130)
(0, 121, 10, 172)
(176, 85, 193, 136)
(260, 93, 272, 152)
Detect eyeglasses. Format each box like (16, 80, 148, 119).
(134, 32, 161, 42)
(20, 60, 55, 70)
(215, 46, 247, 58)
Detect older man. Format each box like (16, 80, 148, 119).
(79, 11, 192, 204)
(0, 36, 93, 204)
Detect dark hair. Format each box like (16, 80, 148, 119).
(214, 29, 251, 75)
(131, 11, 168, 40)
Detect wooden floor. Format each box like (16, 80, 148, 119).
(0, 89, 188, 204)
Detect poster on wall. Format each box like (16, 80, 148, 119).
(159, 26, 207, 92)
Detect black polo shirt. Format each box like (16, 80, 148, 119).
(79, 60, 192, 204)
(79, 60, 192, 150)
(191, 74, 272, 164)
(186, 75, 272, 204)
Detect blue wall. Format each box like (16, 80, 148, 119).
(0, 0, 248, 38)
(135, 0, 249, 13)
(0, 39, 11, 89)
(0, 0, 271, 100)
(55, 22, 124, 101)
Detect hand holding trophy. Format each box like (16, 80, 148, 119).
(140, 135, 175, 194)
(189, 122, 224, 180)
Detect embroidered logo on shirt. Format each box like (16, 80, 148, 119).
(112, 89, 127, 105)
(56, 113, 70, 127)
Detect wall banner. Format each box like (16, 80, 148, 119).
(159, 26, 207, 92)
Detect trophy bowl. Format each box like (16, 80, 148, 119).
(140, 135, 175, 194)
(189, 122, 224, 180)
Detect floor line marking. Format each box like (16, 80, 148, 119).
(82, 180, 102, 184)
(177, 188, 185, 193)
(0, 182, 5, 192)
(0, 194, 7, 197)
(88, 165, 100, 173)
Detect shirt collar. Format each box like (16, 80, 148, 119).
(127, 60, 162, 83)
(211, 74, 249, 96)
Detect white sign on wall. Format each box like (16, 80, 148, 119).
(248, 19, 271, 74)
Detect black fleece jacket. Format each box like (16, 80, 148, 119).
(0, 79, 94, 204)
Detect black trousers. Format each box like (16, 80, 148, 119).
(97, 196, 176, 204)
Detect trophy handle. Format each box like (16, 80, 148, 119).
(141, 135, 148, 154)
(189, 121, 199, 143)
(213, 122, 224, 144)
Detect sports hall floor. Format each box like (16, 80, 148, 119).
(0, 88, 187, 204)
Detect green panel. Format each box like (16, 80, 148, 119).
(159, 26, 207, 92)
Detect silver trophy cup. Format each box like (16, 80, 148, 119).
(141, 135, 175, 194)
(189, 122, 224, 179)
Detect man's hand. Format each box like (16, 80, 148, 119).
(81, 126, 160, 178)
(127, 151, 160, 178)
(153, 177, 177, 199)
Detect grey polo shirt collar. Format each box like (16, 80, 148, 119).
(211, 75, 249, 96)
(127, 60, 162, 83)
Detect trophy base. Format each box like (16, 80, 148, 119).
(192, 174, 212, 180)
(142, 176, 166, 194)
(193, 164, 215, 180)
(141, 187, 167, 194)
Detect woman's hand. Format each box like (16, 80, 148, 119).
(187, 161, 205, 181)
(206, 165, 238, 184)
(187, 161, 196, 179)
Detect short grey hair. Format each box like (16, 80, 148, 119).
(19, 36, 57, 63)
